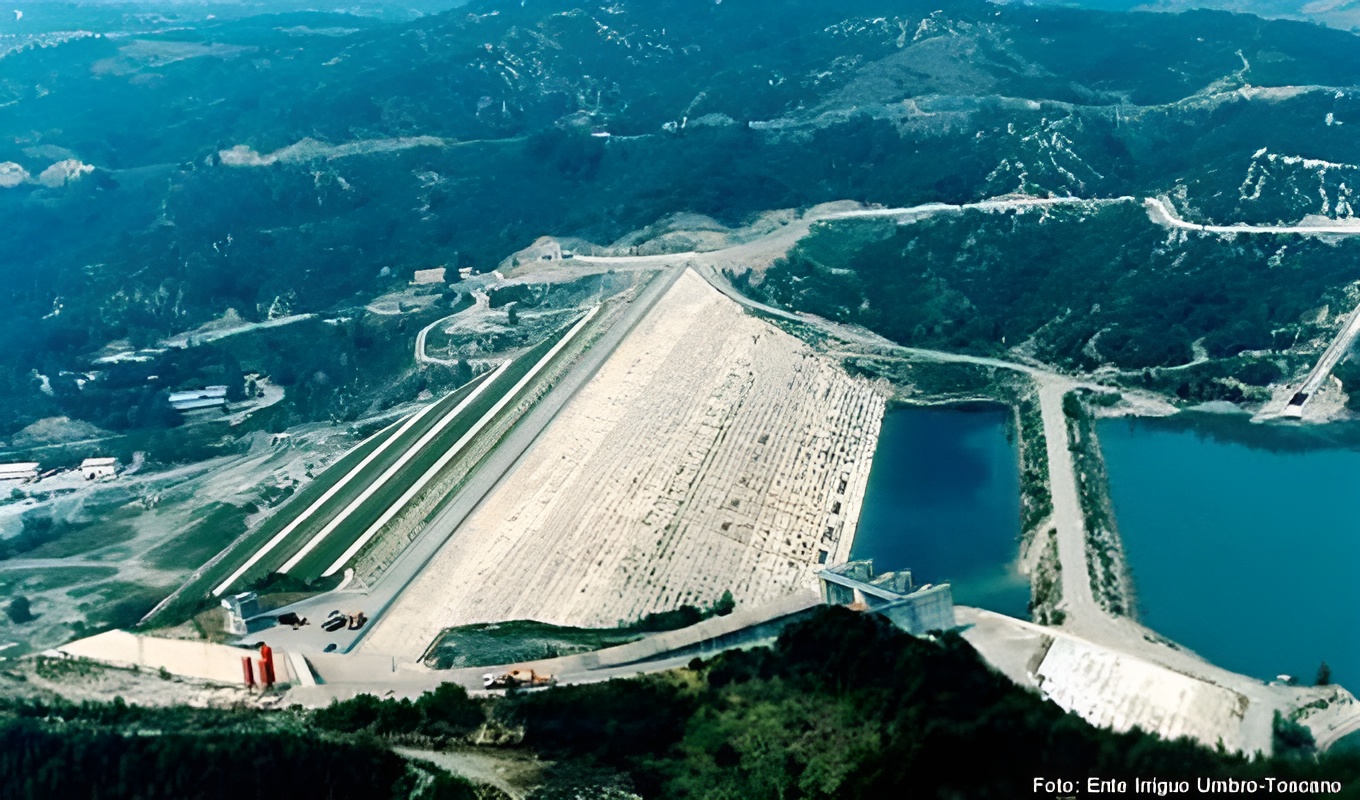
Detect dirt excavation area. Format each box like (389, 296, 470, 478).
(958, 606, 1359, 755)
(362, 270, 886, 661)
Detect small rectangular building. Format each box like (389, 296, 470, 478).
(222, 592, 262, 636)
(412, 267, 447, 285)
(172, 397, 228, 412)
(0, 462, 39, 483)
(79, 457, 117, 481)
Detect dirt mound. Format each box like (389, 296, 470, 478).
(10, 416, 111, 448)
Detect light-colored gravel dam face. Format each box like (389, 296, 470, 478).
(361, 269, 886, 660)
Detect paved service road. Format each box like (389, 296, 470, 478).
(1146, 196, 1360, 236)
(1289, 296, 1360, 410)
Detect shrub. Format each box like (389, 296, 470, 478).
(5, 596, 34, 624)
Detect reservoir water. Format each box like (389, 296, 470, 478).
(850, 405, 1028, 618)
(1098, 413, 1360, 686)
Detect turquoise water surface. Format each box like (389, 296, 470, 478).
(850, 405, 1028, 618)
(1099, 413, 1360, 686)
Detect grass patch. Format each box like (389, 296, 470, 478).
(191, 606, 229, 642)
(1028, 528, 1065, 626)
(32, 656, 108, 682)
(263, 369, 501, 580)
(1014, 387, 1052, 545)
(424, 593, 736, 669)
(157, 404, 416, 610)
(424, 620, 643, 669)
(21, 507, 141, 560)
(70, 581, 173, 633)
(143, 502, 250, 571)
(256, 591, 315, 613)
(0, 567, 118, 594)
(200, 418, 405, 571)
(204, 368, 498, 596)
(25, 523, 138, 560)
(66, 582, 115, 600)
(239, 571, 341, 595)
(286, 317, 583, 580)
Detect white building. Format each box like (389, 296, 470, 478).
(412, 267, 446, 285)
(169, 386, 228, 412)
(221, 592, 261, 636)
(0, 462, 39, 483)
(80, 457, 117, 480)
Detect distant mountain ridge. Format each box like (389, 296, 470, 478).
(1017, 0, 1360, 31)
(0, 0, 1356, 436)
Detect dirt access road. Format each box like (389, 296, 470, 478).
(1145, 196, 1360, 236)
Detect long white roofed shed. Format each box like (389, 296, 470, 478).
(169, 386, 228, 412)
(80, 457, 117, 480)
(0, 463, 39, 482)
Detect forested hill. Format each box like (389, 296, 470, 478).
(0, 0, 1357, 437)
(5, 608, 1357, 798)
(1033, 0, 1360, 32)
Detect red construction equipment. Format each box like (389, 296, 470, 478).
(258, 644, 276, 688)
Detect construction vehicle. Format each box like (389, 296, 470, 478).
(277, 612, 307, 628)
(482, 669, 556, 690)
(321, 610, 366, 633)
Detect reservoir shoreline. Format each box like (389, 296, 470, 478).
(1097, 410, 1360, 686)
(850, 403, 1028, 619)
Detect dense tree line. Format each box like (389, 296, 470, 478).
(308, 608, 1360, 798)
(312, 682, 486, 741)
(0, 715, 476, 800)
(750, 207, 1360, 382)
(7, 609, 1360, 797)
(1334, 360, 1360, 412)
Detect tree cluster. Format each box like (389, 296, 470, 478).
(0, 714, 474, 800)
(312, 682, 486, 742)
(500, 608, 1360, 798)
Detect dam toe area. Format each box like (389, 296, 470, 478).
(361, 269, 886, 660)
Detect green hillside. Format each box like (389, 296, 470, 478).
(0, 0, 1356, 440)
